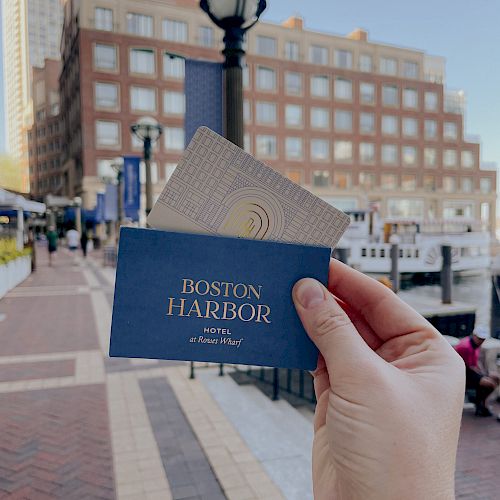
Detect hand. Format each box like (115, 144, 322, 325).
(292, 260, 465, 500)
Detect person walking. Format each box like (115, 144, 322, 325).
(46, 225, 58, 267)
(66, 226, 80, 252)
(80, 230, 89, 258)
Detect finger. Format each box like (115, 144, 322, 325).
(311, 355, 329, 431)
(328, 259, 431, 341)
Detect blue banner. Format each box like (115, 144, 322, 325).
(104, 184, 118, 222)
(96, 192, 105, 223)
(123, 156, 141, 222)
(185, 59, 223, 147)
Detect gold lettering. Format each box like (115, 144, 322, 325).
(238, 303, 256, 322)
(221, 281, 233, 297)
(221, 301, 237, 320)
(210, 281, 221, 297)
(256, 304, 271, 323)
(195, 279, 210, 296)
(181, 279, 194, 294)
(233, 283, 248, 299)
(204, 300, 220, 319)
(167, 297, 187, 316)
(248, 284, 262, 300)
(186, 299, 203, 318)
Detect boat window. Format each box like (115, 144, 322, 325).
(380, 248, 385, 258)
(405, 249, 412, 258)
(399, 249, 404, 258)
(415, 249, 419, 259)
(361, 248, 367, 257)
(371, 248, 376, 258)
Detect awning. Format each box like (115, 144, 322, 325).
(0, 188, 46, 214)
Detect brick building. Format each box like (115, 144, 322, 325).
(58, 0, 496, 231)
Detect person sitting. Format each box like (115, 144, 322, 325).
(454, 326, 499, 417)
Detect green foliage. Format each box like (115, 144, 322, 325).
(0, 238, 32, 266)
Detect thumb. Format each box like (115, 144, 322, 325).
(293, 278, 376, 381)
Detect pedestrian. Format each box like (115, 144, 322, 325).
(454, 325, 499, 416)
(80, 230, 89, 258)
(66, 226, 80, 252)
(46, 225, 58, 267)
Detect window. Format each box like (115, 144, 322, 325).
(131, 132, 144, 149)
(444, 122, 458, 140)
(334, 171, 352, 189)
(311, 75, 329, 97)
(286, 170, 303, 184)
(381, 173, 398, 190)
(163, 55, 184, 78)
(162, 19, 188, 42)
(285, 104, 302, 127)
(127, 13, 153, 37)
(139, 161, 159, 185)
(94, 43, 117, 70)
(461, 151, 475, 169)
(423, 175, 436, 192)
(244, 133, 251, 153)
(424, 148, 437, 168)
(360, 82, 375, 104)
(382, 115, 398, 135)
(424, 119, 437, 139)
(243, 100, 251, 123)
(165, 163, 177, 181)
(130, 48, 155, 74)
(480, 178, 492, 194)
(256, 67, 276, 91)
(443, 149, 457, 168)
(360, 172, 376, 189)
(311, 139, 330, 161)
(285, 72, 302, 95)
(359, 143, 375, 163)
(360, 112, 375, 134)
(310, 45, 328, 65)
(443, 176, 457, 193)
(403, 88, 418, 109)
(335, 78, 352, 100)
(403, 61, 419, 79)
(95, 82, 118, 109)
(198, 26, 214, 47)
(402, 146, 417, 166)
(402, 174, 417, 191)
(461, 177, 473, 193)
(256, 135, 277, 157)
(256, 35, 277, 57)
(130, 87, 156, 112)
(359, 54, 373, 72)
(285, 41, 299, 61)
(425, 91, 438, 111)
(380, 57, 397, 75)
(96, 121, 119, 147)
(163, 91, 185, 114)
(382, 145, 398, 165)
(334, 49, 352, 68)
(256, 101, 277, 124)
(285, 137, 302, 160)
(334, 110, 352, 132)
(311, 107, 329, 129)
(387, 199, 424, 218)
(334, 141, 352, 162)
(313, 171, 330, 187)
(382, 85, 398, 106)
(95, 7, 113, 31)
(165, 127, 185, 151)
(402, 118, 418, 137)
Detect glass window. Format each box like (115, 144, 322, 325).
(256, 35, 277, 57)
(334, 171, 352, 189)
(285, 104, 302, 127)
(94, 43, 117, 70)
(424, 148, 437, 168)
(461, 177, 473, 193)
(402, 146, 417, 166)
(480, 177, 492, 194)
(382, 85, 398, 106)
(95, 82, 118, 109)
(334, 110, 352, 131)
(359, 54, 373, 72)
(285, 41, 299, 61)
(131, 132, 144, 149)
(334, 141, 353, 162)
(256, 135, 277, 157)
(130, 86, 156, 112)
(313, 171, 330, 187)
(286, 170, 303, 184)
(443, 149, 457, 168)
(443, 176, 457, 193)
(382, 144, 398, 165)
(402, 174, 417, 191)
(481, 202, 490, 224)
(243, 100, 251, 123)
(165, 127, 184, 151)
(285, 72, 302, 95)
(461, 150, 475, 169)
(256, 66, 276, 91)
(387, 199, 424, 218)
(96, 120, 119, 147)
(380, 56, 397, 75)
(311, 139, 330, 161)
(127, 13, 153, 37)
(95, 7, 113, 31)
(256, 101, 277, 124)
(163, 55, 184, 78)
(382, 115, 398, 135)
(360, 172, 376, 189)
(424, 119, 437, 139)
(425, 91, 438, 111)
(381, 173, 398, 190)
(311, 75, 329, 97)
(163, 91, 185, 114)
(165, 163, 177, 181)
(130, 48, 155, 74)
(423, 175, 436, 192)
(359, 143, 375, 163)
(285, 137, 303, 160)
(403, 61, 419, 79)
(162, 19, 188, 42)
(402, 118, 418, 137)
(444, 122, 458, 140)
(360, 82, 375, 104)
(198, 26, 214, 47)
(243, 66, 250, 88)
(360, 112, 375, 134)
(244, 133, 251, 153)
(403, 88, 418, 109)
(311, 107, 329, 129)
(310, 45, 328, 65)
(334, 49, 352, 69)
(335, 78, 352, 100)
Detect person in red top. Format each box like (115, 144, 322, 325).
(455, 326, 499, 416)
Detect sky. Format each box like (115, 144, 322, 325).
(0, 0, 499, 167)
(0, 0, 4, 152)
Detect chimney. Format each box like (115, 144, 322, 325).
(347, 28, 368, 42)
(282, 16, 303, 30)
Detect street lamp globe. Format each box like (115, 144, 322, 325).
(130, 116, 163, 144)
(110, 156, 124, 175)
(200, 0, 267, 30)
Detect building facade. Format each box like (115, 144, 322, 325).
(59, 0, 496, 232)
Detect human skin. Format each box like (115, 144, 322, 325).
(292, 260, 465, 500)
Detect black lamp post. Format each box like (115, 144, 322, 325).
(200, 0, 266, 148)
(130, 117, 163, 216)
(111, 157, 124, 238)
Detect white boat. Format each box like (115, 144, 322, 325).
(340, 210, 490, 274)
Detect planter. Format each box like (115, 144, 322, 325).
(0, 255, 31, 300)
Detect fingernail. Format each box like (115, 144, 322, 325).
(294, 279, 325, 309)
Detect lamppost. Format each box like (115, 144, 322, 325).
(111, 157, 125, 239)
(73, 196, 82, 235)
(130, 117, 163, 216)
(200, 0, 267, 148)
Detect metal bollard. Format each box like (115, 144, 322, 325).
(390, 243, 400, 293)
(189, 361, 195, 379)
(272, 367, 280, 401)
(441, 245, 452, 304)
(218, 363, 224, 376)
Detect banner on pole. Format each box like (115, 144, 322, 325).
(104, 184, 118, 222)
(96, 193, 105, 223)
(123, 156, 141, 222)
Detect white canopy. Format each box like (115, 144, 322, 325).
(0, 188, 46, 214)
